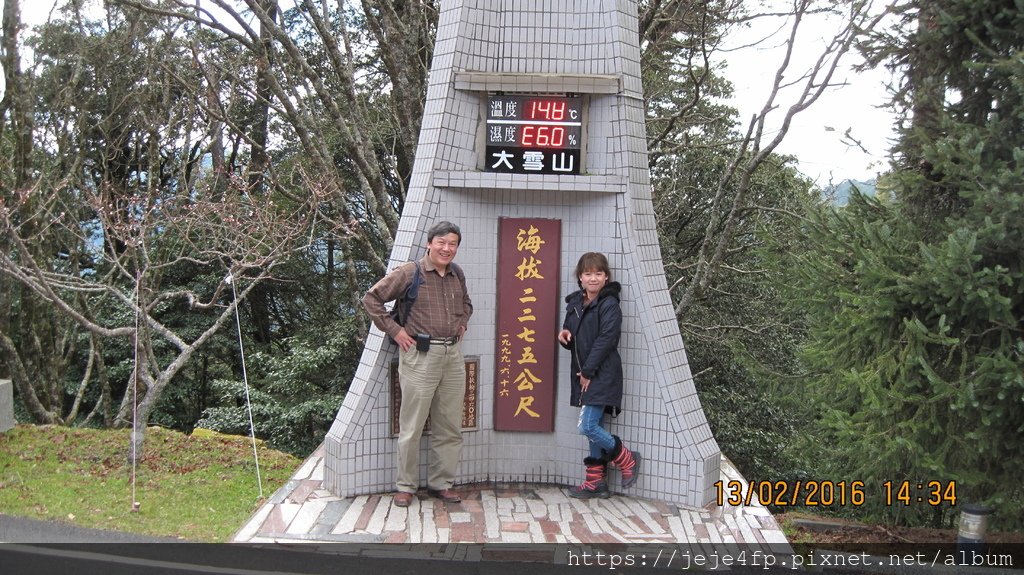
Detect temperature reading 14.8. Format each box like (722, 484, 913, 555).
(527, 100, 566, 121)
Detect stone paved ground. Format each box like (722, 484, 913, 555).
(234, 444, 791, 553)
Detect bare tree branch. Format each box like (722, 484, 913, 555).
(674, 0, 882, 316)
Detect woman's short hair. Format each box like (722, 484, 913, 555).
(574, 252, 611, 284)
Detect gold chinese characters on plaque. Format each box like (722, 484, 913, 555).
(494, 218, 561, 432)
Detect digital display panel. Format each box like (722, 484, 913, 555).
(485, 95, 583, 175)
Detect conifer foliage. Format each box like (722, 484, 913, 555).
(789, 0, 1023, 528)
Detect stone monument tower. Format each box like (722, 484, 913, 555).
(323, 0, 721, 508)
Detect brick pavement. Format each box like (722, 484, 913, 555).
(234, 444, 791, 553)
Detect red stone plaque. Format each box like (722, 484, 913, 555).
(493, 218, 561, 431)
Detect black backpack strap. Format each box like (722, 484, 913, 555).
(407, 261, 424, 301)
(449, 262, 465, 281)
(389, 261, 421, 329)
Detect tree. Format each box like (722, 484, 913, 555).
(640, 0, 882, 483)
(660, 0, 883, 316)
(0, 0, 442, 452)
(787, 0, 1024, 529)
(196, 316, 364, 456)
(0, 3, 325, 436)
(1, 0, 88, 425)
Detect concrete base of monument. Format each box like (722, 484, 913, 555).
(234, 444, 791, 553)
(0, 379, 15, 434)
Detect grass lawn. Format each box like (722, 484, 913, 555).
(0, 424, 299, 541)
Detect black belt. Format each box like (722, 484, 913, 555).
(429, 336, 459, 345)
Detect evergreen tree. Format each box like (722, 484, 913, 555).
(789, 0, 1023, 528)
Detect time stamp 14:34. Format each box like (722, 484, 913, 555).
(714, 479, 958, 507)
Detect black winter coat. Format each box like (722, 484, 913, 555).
(560, 282, 623, 413)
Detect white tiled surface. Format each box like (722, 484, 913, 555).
(324, 0, 721, 508)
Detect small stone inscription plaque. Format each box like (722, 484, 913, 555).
(389, 357, 479, 436)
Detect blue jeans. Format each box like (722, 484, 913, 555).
(577, 404, 616, 460)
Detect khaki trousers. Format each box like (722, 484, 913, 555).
(395, 343, 466, 493)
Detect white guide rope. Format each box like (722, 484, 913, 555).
(227, 273, 264, 498)
(130, 271, 140, 512)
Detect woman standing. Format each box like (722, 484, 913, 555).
(558, 252, 641, 499)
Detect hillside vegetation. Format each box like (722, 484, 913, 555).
(0, 425, 298, 541)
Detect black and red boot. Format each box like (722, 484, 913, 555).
(609, 436, 641, 488)
(568, 457, 610, 499)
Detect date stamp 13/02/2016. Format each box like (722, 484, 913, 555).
(714, 479, 958, 508)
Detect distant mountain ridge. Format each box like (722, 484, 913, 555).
(826, 179, 877, 206)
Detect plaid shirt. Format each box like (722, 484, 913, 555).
(363, 256, 473, 340)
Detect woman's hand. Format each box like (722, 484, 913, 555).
(578, 373, 591, 393)
(558, 329, 572, 345)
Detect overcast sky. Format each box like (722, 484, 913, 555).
(718, 4, 898, 185)
(14, 0, 896, 185)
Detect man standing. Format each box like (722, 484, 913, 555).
(363, 221, 473, 507)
